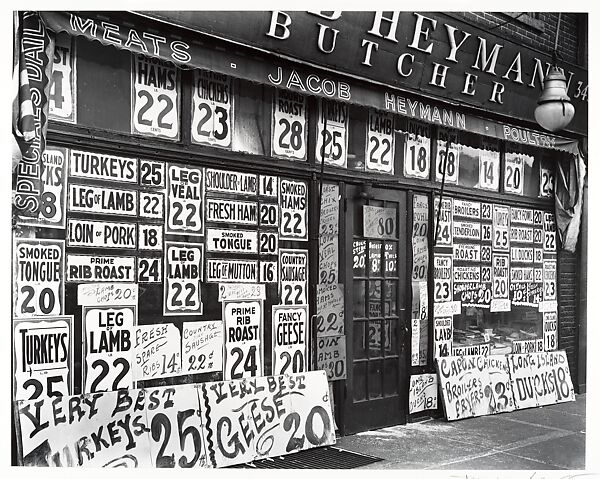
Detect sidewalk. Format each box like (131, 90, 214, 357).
(336, 394, 586, 470)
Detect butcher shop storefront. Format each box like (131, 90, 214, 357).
(11, 11, 587, 466)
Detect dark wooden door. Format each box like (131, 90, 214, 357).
(343, 186, 409, 434)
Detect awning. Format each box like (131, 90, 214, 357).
(40, 11, 579, 155)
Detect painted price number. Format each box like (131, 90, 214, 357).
(259, 232, 278, 255)
(139, 224, 163, 250)
(140, 191, 165, 219)
(435, 132, 459, 183)
(137, 258, 162, 283)
(167, 165, 203, 235)
(404, 135, 430, 178)
(140, 160, 166, 188)
(132, 55, 179, 139)
(192, 71, 233, 148)
(316, 100, 348, 168)
(366, 110, 394, 173)
(259, 175, 278, 197)
(49, 35, 75, 122)
(259, 261, 278, 283)
(540, 166, 555, 197)
(479, 150, 500, 190)
(259, 203, 279, 227)
(273, 89, 306, 160)
(504, 153, 525, 195)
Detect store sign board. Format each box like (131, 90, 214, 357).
(512, 339, 544, 354)
(167, 164, 203, 235)
(511, 246, 534, 263)
(13, 238, 64, 318)
(67, 219, 137, 249)
(164, 242, 203, 315)
(206, 258, 258, 283)
(223, 300, 263, 380)
(317, 334, 346, 381)
(68, 184, 138, 216)
(182, 320, 223, 374)
(454, 282, 492, 309)
(13, 316, 73, 401)
(205, 169, 258, 195)
(272, 305, 309, 375)
(539, 165, 555, 198)
(18, 148, 69, 229)
(139, 191, 165, 220)
(543, 260, 557, 301)
(69, 149, 138, 183)
(205, 197, 258, 225)
(83, 305, 135, 393)
(67, 254, 136, 282)
(510, 226, 534, 243)
(453, 243, 480, 262)
(206, 228, 258, 254)
(408, 374, 438, 414)
(139, 159, 166, 188)
(478, 150, 500, 191)
(279, 178, 308, 240)
(133, 323, 182, 381)
(453, 221, 480, 241)
(280, 249, 308, 305)
(192, 70, 233, 148)
(257, 259, 277, 282)
(272, 89, 307, 160)
(132, 54, 179, 139)
(316, 283, 345, 337)
(315, 99, 348, 168)
(452, 343, 491, 357)
(365, 110, 394, 173)
(511, 207, 534, 225)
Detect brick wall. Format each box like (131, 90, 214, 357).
(454, 12, 583, 66)
(558, 249, 579, 385)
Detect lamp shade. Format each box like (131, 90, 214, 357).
(534, 66, 575, 132)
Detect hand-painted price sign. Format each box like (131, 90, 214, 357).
(366, 110, 394, 173)
(77, 283, 138, 306)
(492, 204, 510, 251)
(206, 197, 258, 225)
(192, 70, 233, 148)
(315, 99, 348, 168)
(133, 323, 182, 381)
(540, 165, 555, 197)
(404, 134, 430, 179)
(492, 254, 510, 299)
(316, 283, 345, 337)
(164, 242, 203, 316)
(433, 254, 452, 303)
(363, 205, 397, 239)
(317, 335, 346, 380)
(280, 249, 308, 305)
(434, 197, 453, 246)
(18, 148, 69, 228)
(167, 164, 203, 235)
(435, 130, 459, 184)
(139, 191, 165, 220)
(139, 159, 166, 188)
(543, 260, 557, 301)
(279, 178, 308, 240)
(434, 317, 452, 358)
(223, 301, 263, 380)
(272, 305, 308, 375)
(182, 321, 223, 374)
(67, 254, 136, 282)
(138, 224, 163, 251)
(272, 89, 306, 160)
(49, 34, 75, 122)
(132, 54, 179, 139)
(409, 374, 438, 414)
(259, 260, 278, 283)
(504, 153, 526, 195)
(543, 312, 558, 351)
(13, 238, 64, 318)
(83, 305, 135, 393)
(205, 168, 257, 195)
(479, 149, 500, 191)
(138, 257, 162, 283)
(206, 228, 257, 254)
(206, 258, 258, 283)
(13, 316, 73, 401)
(259, 175, 278, 197)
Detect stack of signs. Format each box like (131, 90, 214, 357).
(15, 370, 335, 468)
(316, 183, 346, 380)
(315, 99, 348, 168)
(411, 194, 429, 366)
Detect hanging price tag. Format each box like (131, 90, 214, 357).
(272, 89, 306, 160)
(191, 70, 233, 148)
(366, 110, 394, 173)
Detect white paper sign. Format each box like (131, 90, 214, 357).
(223, 301, 263, 380)
(69, 149, 138, 183)
(543, 312, 558, 351)
(206, 228, 257, 254)
(279, 178, 308, 240)
(67, 254, 136, 282)
(49, 34, 75, 121)
(218, 283, 266, 302)
(133, 323, 182, 381)
(280, 249, 308, 305)
(206, 258, 258, 283)
(272, 305, 309, 375)
(67, 219, 137, 249)
(167, 164, 203, 235)
(504, 153, 526, 195)
(272, 89, 306, 160)
(404, 128, 430, 179)
(479, 149, 500, 190)
(316, 99, 348, 168)
(182, 321, 223, 374)
(192, 70, 233, 147)
(68, 184, 137, 216)
(164, 242, 203, 315)
(433, 254, 453, 303)
(366, 110, 394, 173)
(434, 317, 453, 358)
(409, 374, 438, 414)
(78, 283, 138, 306)
(205, 197, 258, 225)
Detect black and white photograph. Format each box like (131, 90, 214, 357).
(7, 6, 596, 476)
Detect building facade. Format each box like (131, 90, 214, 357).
(11, 11, 587, 465)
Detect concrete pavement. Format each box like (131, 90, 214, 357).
(336, 394, 586, 470)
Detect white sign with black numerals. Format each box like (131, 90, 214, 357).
(544, 212, 557, 253)
(259, 232, 278, 256)
(67, 219, 136, 250)
(132, 54, 179, 139)
(69, 184, 138, 216)
(492, 204, 510, 252)
(491, 253, 510, 312)
(366, 110, 394, 173)
(315, 99, 348, 168)
(139, 191, 165, 220)
(49, 34, 75, 122)
(479, 149, 500, 191)
(436, 130, 459, 184)
(544, 311, 558, 351)
(540, 165, 555, 197)
(83, 305, 135, 393)
(192, 70, 233, 148)
(433, 255, 453, 303)
(13, 239, 64, 318)
(206, 228, 258, 254)
(434, 317, 453, 358)
(259, 260, 278, 283)
(280, 249, 308, 306)
(504, 153, 526, 195)
(272, 89, 306, 160)
(138, 224, 163, 251)
(132, 323, 182, 381)
(404, 122, 430, 179)
(434, 197, 453, 246)
(259, 175, 278, 198)
(223, 301, 263, 380)
(139, 159, 166, 188)
(137, 257, 162, 283)
(13, 316, 73, 400)
(543, 260, 557, 301)
(272, 305, 309, 375)
(167, 164, 203, 235)
(259, 202, 279, 228)
(279, 178, 308, 240)
(164, 242, 203, 316)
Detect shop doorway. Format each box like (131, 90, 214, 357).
(342, 185, 409, 434)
